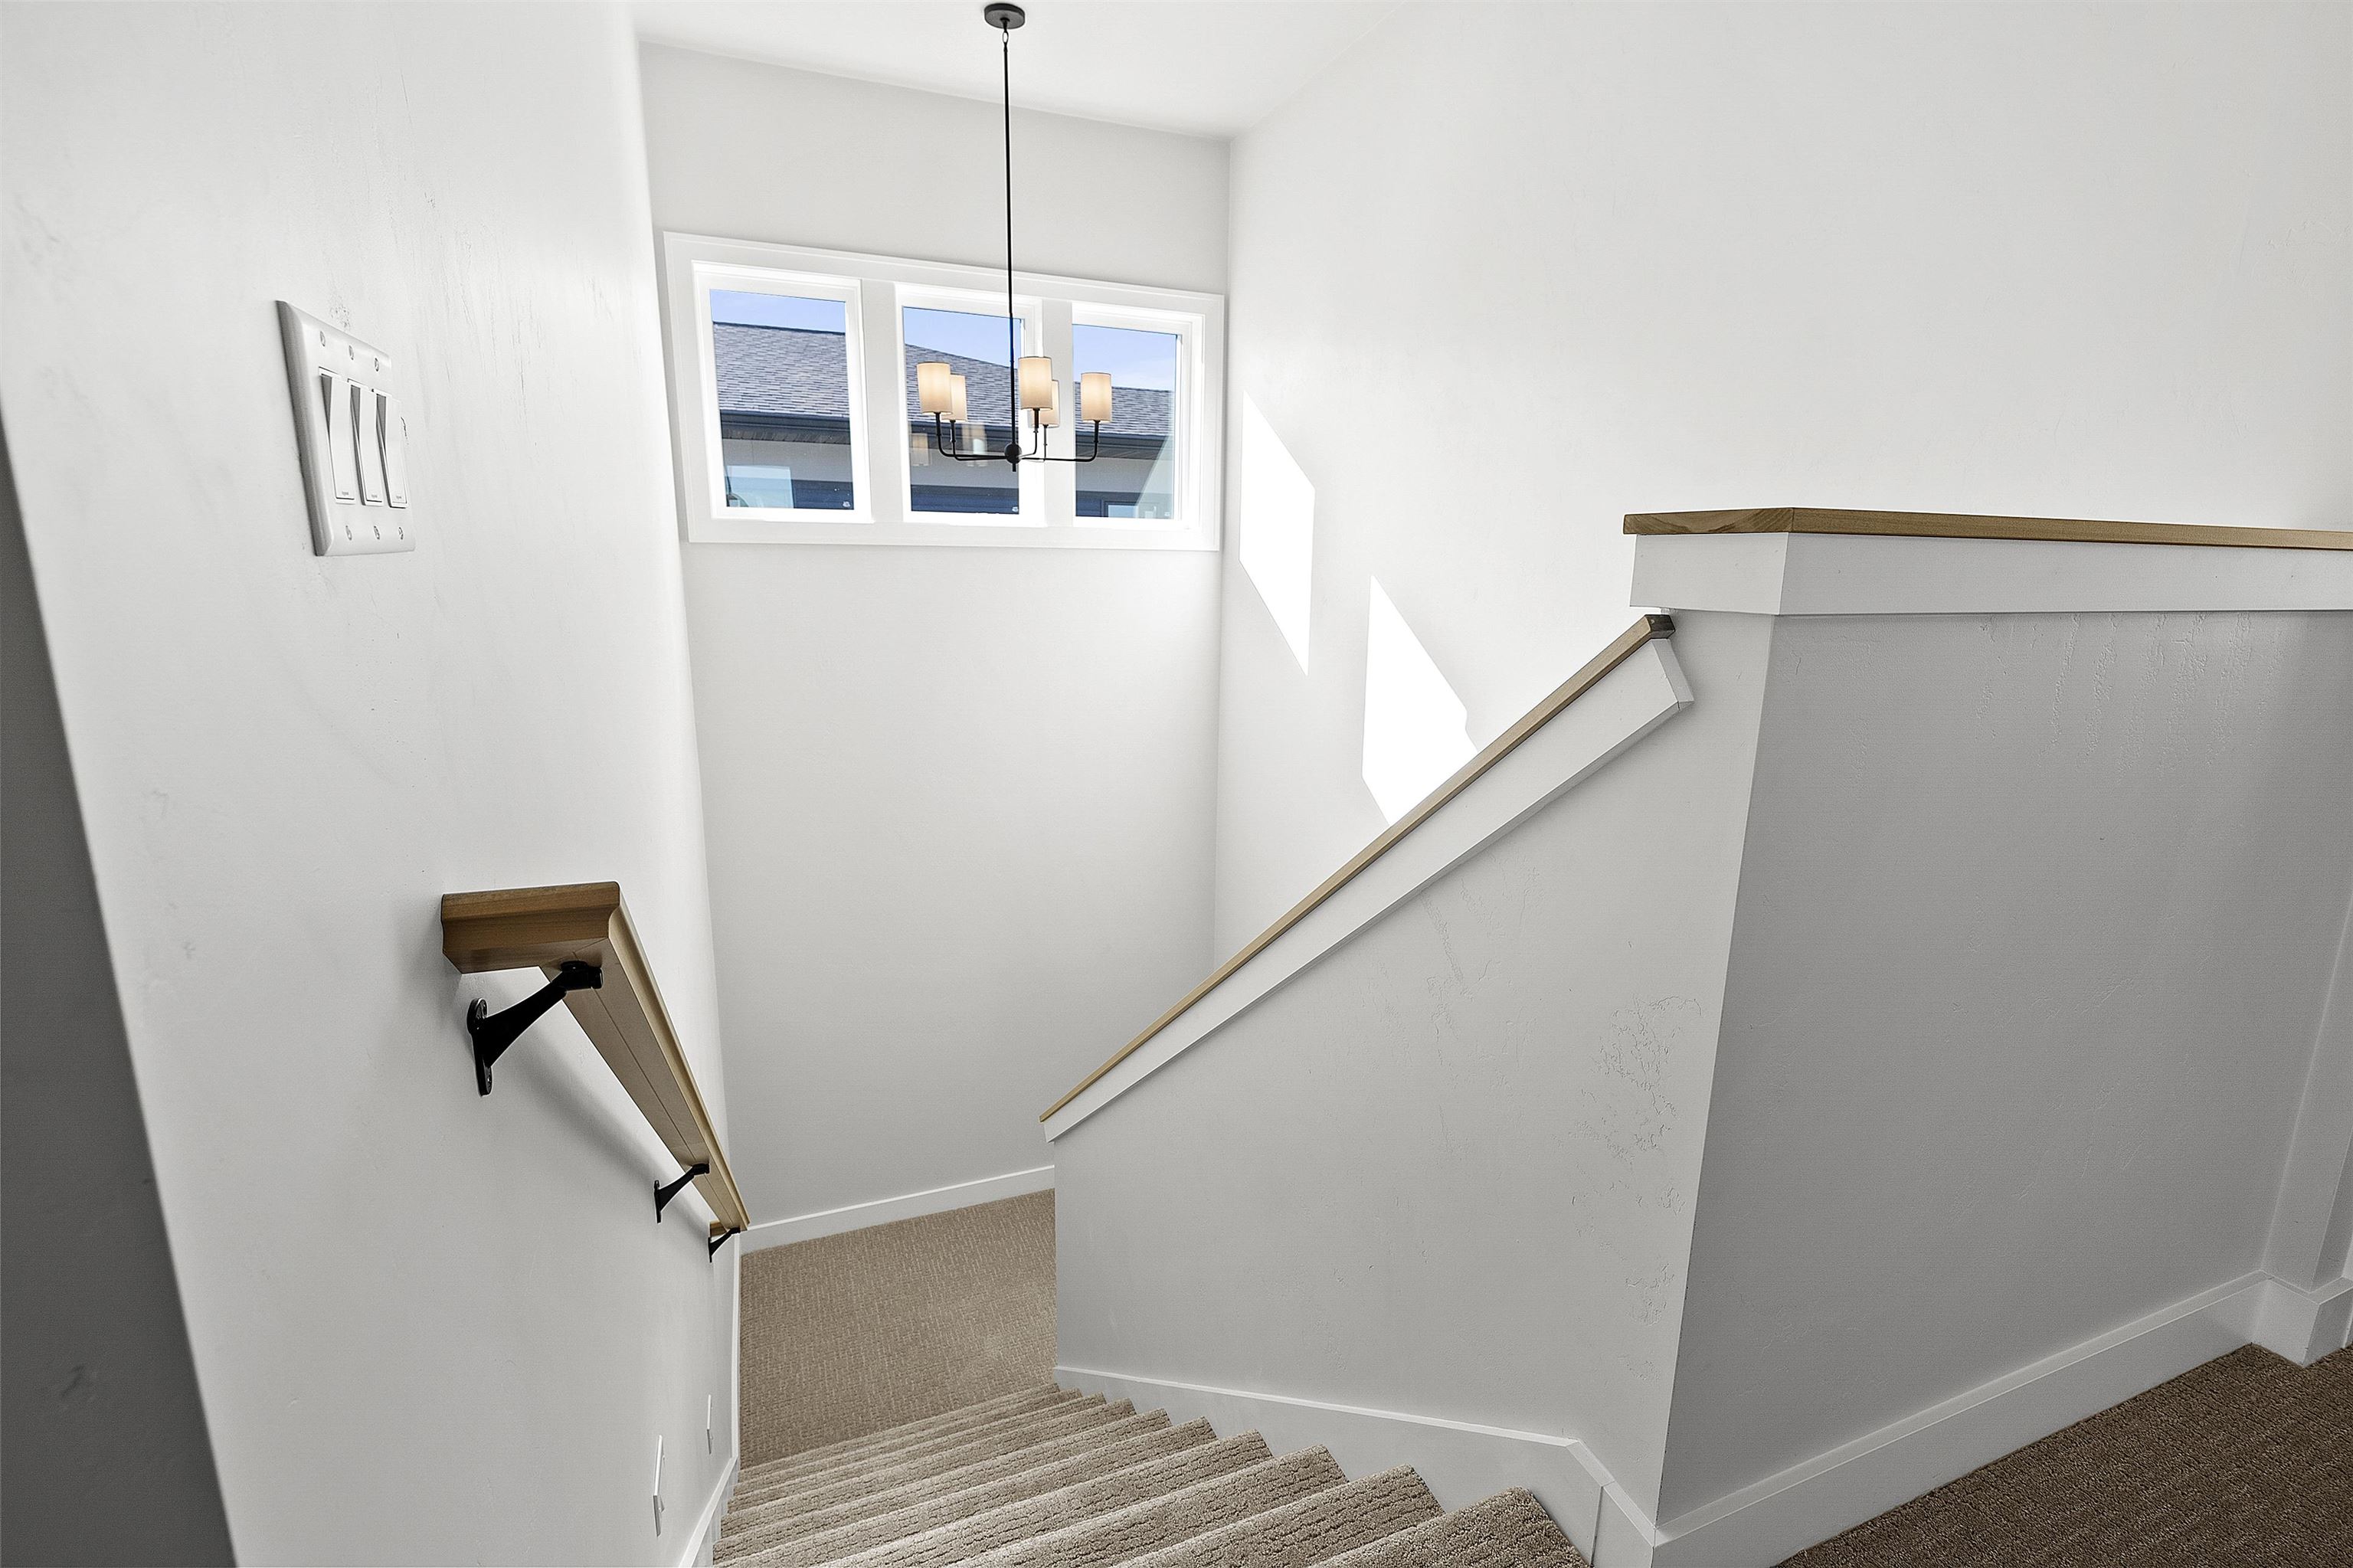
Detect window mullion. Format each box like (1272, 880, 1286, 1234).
(861, 280, 907, 528)
(1040, 297, 1075, 526)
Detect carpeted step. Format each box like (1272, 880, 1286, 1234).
(738, 1399, 1128, 1514)
(743, 1386, 1064, 1478)
(737, 1395, 1106, 1509)
(1115, 1466, 1442, 1568)
(745, 1388, 1073, 1486)
(722, 1420, 1232, 1568)
(1316, 1489, 1588, 1568)
(815, 1430, 1279, 1568)
(968, 1448, 1349, 1568)
(723, 1409, 1174, 1552)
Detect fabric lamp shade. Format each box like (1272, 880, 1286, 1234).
(917, 361, 954, 415)
(1079, 372, 1113, 423)
(1019, 356, 1055, 410)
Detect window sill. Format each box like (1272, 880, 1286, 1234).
(683, 516, 1216, 551)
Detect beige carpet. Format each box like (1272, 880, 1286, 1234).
(715, 1386, 1587, 1568)
(741, 1191, 1058, 1465)
(1784, 1344, 2353, 1566)
(1317, 1491, 1588, 1568)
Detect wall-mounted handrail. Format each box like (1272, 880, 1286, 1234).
(1041, 614, 1676, 1123)
(442, 882, 751, 1243)
(1625, 506, 2353, 550)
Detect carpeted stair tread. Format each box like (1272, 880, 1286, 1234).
(741, 1399, 1131, 1515)
(722, 1409, 1176, 1552)
(738, 1396, 1111, 1508)
(722, 1420, 1228, 1568)
(968, 1447, 1349, 1568)
(718, 1390, 1580, 1568)
(822, 1430, 1278, 1568)
(746, 1386, 1063, 1476)
(746, 1388, 1072, 1485)
(1316, 1490, 1588, 1568)
(1115, 1466, 1442, 1568)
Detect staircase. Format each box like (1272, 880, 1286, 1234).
(715, 1386, 1589, 1568)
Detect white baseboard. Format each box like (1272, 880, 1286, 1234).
(1640, 1272, 2268, 1566)
(676, 1452, 737, 1568)
(742, 1165, 1055, 1252)
(1055, 1364, 1616, 1566)
(2247, 1272, 2353, 1365)
(1068, 1272, 2294, 1568)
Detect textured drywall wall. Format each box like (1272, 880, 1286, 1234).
(1212, 0, 2353, 955)
(1, 5, 735, 1560)
(1659, 608, 2353, 1521)
(638, 45, 1226, 1222)
(1054, 611, 1776, 1519)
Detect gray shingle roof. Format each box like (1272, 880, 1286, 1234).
(712, 322, 1170, 437)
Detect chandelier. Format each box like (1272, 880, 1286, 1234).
(914, 2, 1111, 469)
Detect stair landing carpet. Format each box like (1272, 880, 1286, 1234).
(717, 1386, 1589, 1568)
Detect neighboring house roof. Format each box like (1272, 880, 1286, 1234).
(711, 322, 1170, 437)
(712, 326, 850, 424)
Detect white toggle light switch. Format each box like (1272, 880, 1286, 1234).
(377, 391, 410, 508)
(277, 302, 415, 556)
(652, 1433, 666, 1535)
(354, 382, 388, 505)
(322, 372, 359, 502)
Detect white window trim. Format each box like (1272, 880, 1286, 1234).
(1070, 297, 1202, 534)
(686, 262, 872, 534)
(661, 233, 1223, 552)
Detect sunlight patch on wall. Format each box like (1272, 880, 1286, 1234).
(1361, 579, 1474, 824)
(1240, 396, 1314, 671)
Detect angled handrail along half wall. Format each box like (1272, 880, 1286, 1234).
(1042, 613, 1680, 1124)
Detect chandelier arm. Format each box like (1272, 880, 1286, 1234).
(1027, 422, 1105, 463)
(928, 415, 1002, 465)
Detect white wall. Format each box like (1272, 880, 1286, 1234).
(637, 45, 1227, 1224)
(1055, 611, 1777, 1521)
(1213, 0, 2353, 954)
(1053, 576, 2353, 1558)
(2, 5, 735, 1562)
(1661, 607, 2353, 1523)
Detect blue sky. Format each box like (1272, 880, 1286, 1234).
(712, 289, 843, 333)
(1076, 323, 1177, 392)
(902, 306, 1023, 368)
(713, 290, 1176, 391)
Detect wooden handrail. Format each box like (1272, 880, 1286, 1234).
(1625, 506, 2353, 551)
(442, 882, 751, 1237)
(1042, 614, 1675, 1122)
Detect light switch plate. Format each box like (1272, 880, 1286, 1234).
(277, 302, 414, 556)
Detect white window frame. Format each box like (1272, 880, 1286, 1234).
(682, 261, 872, 538)
(662, 233, 1223, 551)
(1069, 300, 1200, 532)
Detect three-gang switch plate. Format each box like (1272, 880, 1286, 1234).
(277, 302, 414, 555)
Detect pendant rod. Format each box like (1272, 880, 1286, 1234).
(1001, 19, 1017, 463)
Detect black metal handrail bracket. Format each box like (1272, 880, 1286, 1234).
(656, 1162, 710, 1221)
(467, 960, 602, 1095)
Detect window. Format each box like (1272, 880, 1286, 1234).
(679, 267, 869, 528)
(900, 296, 1041, 522)
(663, 235, 1222, 549)
(1073, 317, 1181, 522)
(711, 290, 857, 512)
